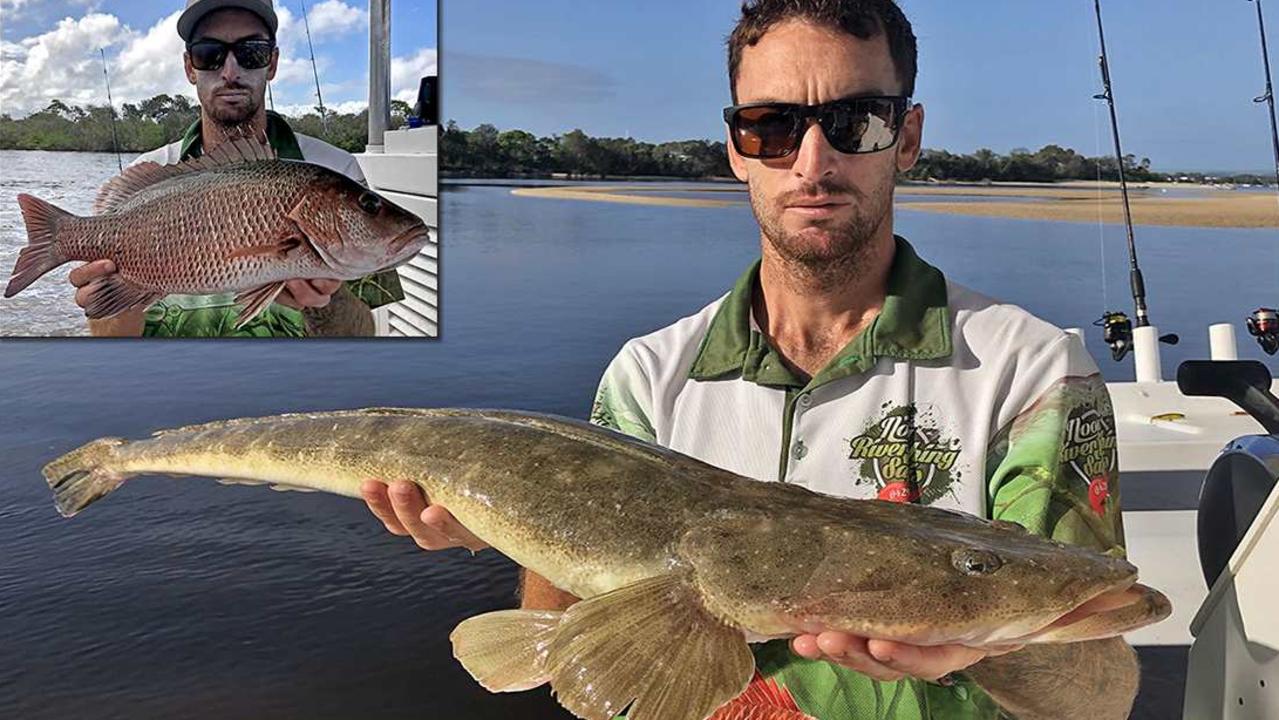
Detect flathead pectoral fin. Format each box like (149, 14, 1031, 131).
(451, 609, 564, 692)
(233, 281, 288, 328)
(545, 572, 754, 720)
(1027, 583, 1172, 643)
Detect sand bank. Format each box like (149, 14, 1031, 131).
(511, 183, 1279, 227)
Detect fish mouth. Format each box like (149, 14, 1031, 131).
(1008, 581, 1172, 644)
(387, 225, 430, 259)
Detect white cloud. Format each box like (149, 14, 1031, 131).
(0, 40, 29, 60)
(303, 0, 365, 38)
(0, 12, 140, 115)
(391, 47, 436, 104)
(0, 5, 431, 121)
(273, 98, 365, 117)
(110, 10, 194, 104)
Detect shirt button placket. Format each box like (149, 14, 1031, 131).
(791, 439, 807, 461)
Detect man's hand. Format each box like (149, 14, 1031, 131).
(70, 259, 120, 310)
(791, 632, 1022, 682)
(360, 480, 488, 552)
(277, 279, 343, 310)
(70, 260, 146, 336)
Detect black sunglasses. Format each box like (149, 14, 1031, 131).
(186, 38, 275, 71)
(723, 95, 912, 159)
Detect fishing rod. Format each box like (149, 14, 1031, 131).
(1091, 0, 1177, 362)
(99, 48, 122, 172)
(299, 0, 329, 137)
(1245, 0, 1279, 354)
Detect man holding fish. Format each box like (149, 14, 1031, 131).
(362, 0, 1142, 717)
(9, 0, 412, 337)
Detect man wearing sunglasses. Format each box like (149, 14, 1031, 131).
(74, 0, 401, 337)
(362, 0, 1140, 718)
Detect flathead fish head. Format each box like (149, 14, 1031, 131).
(683, 500, 1163, 648)
(292, 172, 431, 276)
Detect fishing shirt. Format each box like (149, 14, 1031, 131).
(126, 111, 404, 337)
(590, 236, 1126, 720)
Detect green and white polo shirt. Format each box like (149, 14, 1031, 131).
(590, 236, 1125, 720)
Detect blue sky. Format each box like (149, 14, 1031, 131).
(441, 0, 1279, 173)
(1, 0, 436, 118)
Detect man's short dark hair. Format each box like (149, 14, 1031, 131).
(727, 0, 917, 101)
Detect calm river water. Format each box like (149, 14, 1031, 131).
(2, 157, 1273, 718)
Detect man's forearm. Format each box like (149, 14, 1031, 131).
(963, 637, 1139, 720)
(518, 569, 579, 611)
(302, 284, 376, 337)
(87, 308, 145, 337)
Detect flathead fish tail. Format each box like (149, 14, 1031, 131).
(43, 437, 130, 518)
(6, 194, 74, 298)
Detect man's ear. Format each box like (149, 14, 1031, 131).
(184, 52, 197, 84)
(895, 103, 924, 173)
(267, 46, 279, 82)
(727, 128, 749, 183)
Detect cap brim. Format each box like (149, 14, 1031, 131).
(178, 0, 279, 42)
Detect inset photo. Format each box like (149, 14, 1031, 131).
(0, 0, 438, 337)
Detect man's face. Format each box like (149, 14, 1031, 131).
(729, 20, 923, 274)
(184, 9, 279, 126)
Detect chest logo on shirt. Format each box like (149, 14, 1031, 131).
(1062, 405, 1117, 515)
(847, 403, 961, 505)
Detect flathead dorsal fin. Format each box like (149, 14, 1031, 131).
(93, 136, 278, 214)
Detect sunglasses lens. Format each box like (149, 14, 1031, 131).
(188, 41, 227, 71)
(188, 40, 273, 70)
(733, 106, 798, 158)
(233, 41, 273, 70)
(823, 100, 900, 154)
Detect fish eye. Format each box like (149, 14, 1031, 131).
(357, 191, 382, 215)
(952, 548, 1003, 576)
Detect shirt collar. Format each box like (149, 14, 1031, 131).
(689, 235, 952, 388)
(179, 110, 304, 161)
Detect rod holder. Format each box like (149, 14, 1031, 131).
(1209, 323, 1239, 361)
(1133, 325, 1164, 382)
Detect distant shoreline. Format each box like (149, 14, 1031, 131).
(511, 182, 1279, 228)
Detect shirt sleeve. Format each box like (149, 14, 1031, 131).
(589, 341, 658, 443)
(985, 334, 1126, 557)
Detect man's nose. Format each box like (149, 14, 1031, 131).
(789, 119, 838, 179)
(219, 52, 243, 83)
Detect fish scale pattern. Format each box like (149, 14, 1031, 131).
(59, 162, 336, 294)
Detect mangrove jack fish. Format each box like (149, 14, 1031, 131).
(45, 409, 1171, 720)
(5, 138, 429, 327)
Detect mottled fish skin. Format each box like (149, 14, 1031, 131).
(43, 408, 1161, 647)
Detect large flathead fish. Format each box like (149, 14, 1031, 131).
(45, 409, 1171, 720)
(6, 138, 429, 326)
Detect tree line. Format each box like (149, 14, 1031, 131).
(0, 95, 414, 155)
(3, 96, 1273, 185)
(440, 121, 733, 178)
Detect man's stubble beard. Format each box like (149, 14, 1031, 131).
(206, 94, 262, 137)
(750, 176, 893, 292)
(201, 77, 265, 137)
